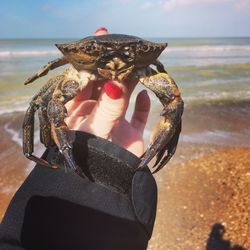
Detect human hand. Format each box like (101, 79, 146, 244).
(65, 28, 150, 157)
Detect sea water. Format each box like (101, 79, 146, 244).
(0, 37, 250, 114)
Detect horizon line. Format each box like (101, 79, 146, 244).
(1, 36, 250, 40)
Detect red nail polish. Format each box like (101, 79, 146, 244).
(104, 81, 122, 100)
(95, 27, 108, 34)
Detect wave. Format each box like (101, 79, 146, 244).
(4, 120, 45, 173)
(183, 90, 250, 105)
(180, 130, 250, 148)
(4, 123, 22, 147)
(147, 88, 250, 105)
(0, 50, 60, 58)
(166, 45, 250, 53)
(0, 99, 29, 115)
(0, 106, 27, 116)
(142, 129, 250, 153)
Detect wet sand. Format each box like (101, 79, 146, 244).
(0, 112, 29, 221)
(0, 102, 249, 249)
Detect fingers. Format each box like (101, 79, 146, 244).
(77, 80, 128, 139)
(65, 100, 97, 129)
(130, 90, 151, 132)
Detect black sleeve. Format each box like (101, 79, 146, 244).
(0, 131, 157, 250)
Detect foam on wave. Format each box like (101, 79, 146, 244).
(0, 50, 60, 57)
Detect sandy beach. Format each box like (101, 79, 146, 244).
(0, 100, 249, 249)
(0, 112, 29, 220)
(148, 144, 250, 250)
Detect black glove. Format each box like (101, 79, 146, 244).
(0, 131, 157, 250)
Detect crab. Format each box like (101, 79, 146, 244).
(23, 34, 184, 177)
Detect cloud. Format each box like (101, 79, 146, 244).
(141, 1, 164, 10)
(142, 2, 156, 9)
(234, 0, 250, 12)
(162, 0, 232, 11)
(141, 0, 250, 12)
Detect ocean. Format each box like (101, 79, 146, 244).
(0, 37, 250, 113)
(0, 37, 250, 146)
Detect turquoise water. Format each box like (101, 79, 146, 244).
(0, 37, 250, 114)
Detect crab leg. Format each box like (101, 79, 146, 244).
(38, 108, 53, 147)
(24, 56, 68, 85)
(23, 77, 61, 168)
(47, 79, 86, 177)
(138, 72, 184, 173)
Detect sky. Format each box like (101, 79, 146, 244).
(0, 0, 250, 38)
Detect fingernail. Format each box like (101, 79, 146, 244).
(95, 27, 108, 34)
(104, 81, 122, 100)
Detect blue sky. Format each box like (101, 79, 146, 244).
(1, 0, 250, 38)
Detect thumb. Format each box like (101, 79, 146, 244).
(78, 80, 128, 139)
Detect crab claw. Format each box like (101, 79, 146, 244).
(138, 72, 184, 173)
(151, 121, 181, 173)
(138, 117, 182, 174)
(61, 146, 86, 178)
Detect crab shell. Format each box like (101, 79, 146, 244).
(55, 34, 167, 81)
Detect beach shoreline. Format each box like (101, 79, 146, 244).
(0, 112, 30, 220)
(0, 100, 249, 249)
